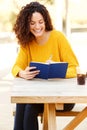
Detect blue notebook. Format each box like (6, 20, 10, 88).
(30, 62, 68, 79)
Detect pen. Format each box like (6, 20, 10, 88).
(48, 54, 53, 60)
(45, 55, 53, 63)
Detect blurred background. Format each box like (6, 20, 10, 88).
(0, 0, 87, 130)
(0, 0, 87, 73)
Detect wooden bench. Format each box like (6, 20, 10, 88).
(13, 110, 81, 125)
(13, 110, 80, 117)
(13, 103, 81, 120)
(13, 103, 87, 126)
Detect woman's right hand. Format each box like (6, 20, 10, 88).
(18, 66, 40, 80)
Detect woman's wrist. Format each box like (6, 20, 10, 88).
(18, 70, 24, 78)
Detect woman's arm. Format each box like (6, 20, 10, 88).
(12, 46, 40, 79)
(58, 32, 79, 78)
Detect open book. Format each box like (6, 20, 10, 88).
(30, 62, 68, 79)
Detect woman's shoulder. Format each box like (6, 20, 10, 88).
(51, 29, 65, 37)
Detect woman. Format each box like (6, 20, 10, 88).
(12, 2, 79, 130)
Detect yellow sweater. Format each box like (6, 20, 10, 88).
(12, 30, 79, 78)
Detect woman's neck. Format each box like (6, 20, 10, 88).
(35, 31, 51, 45)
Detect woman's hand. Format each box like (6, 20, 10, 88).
(46, 59, 54, 64)
(18, 66, 40, 80)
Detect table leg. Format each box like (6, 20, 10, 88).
(63, 107, 87, 130)
(43, 103, 56, 130)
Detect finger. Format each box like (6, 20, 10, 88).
(29, 66, 37, 71)
(29, 70, 40, 75)
(25, 73, 37, 80)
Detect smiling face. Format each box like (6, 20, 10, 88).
(30, 12, 46, 38)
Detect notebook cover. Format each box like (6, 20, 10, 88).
(30, 62, 68, 79)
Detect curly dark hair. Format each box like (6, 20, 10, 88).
(13, 1, 53, 47)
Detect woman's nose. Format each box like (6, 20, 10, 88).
(35, 23, 40, 29)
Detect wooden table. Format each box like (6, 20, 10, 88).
(11, 78, 87, 130)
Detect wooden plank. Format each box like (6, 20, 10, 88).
(13, 110, 80, 117)
(56, 103, 64, 110)
(63, 107, 87, 130)
(11, 96, 87, 103)
(43, 104, 56, 130)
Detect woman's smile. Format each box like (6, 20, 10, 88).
(30, 12, 45, 38)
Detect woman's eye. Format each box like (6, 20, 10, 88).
(39, 21, 44, 24)
(30, 22, 35, 25)
(39, 20, 44, 24)
(30, 20, 44, 25)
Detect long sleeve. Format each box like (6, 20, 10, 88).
(12, 45, 31, 76)
(57, 31, 79, 78)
